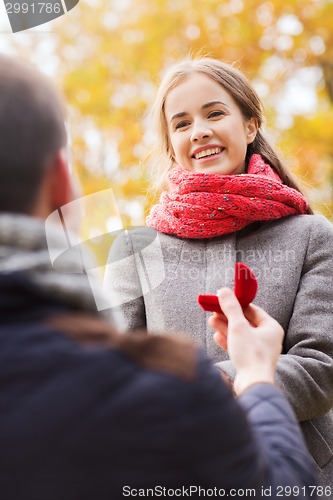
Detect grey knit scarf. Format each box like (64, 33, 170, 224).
(0, 213, 109, 316)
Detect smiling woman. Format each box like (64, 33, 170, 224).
(104, 57, 333, 497)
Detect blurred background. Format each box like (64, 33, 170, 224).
(1, 0, 332, 264)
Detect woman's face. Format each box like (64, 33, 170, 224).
(164, 73, 257, 175)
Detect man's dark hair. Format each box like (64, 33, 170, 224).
(0, 54, 67, 213)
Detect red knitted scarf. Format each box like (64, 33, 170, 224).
(146, 154, 308, 239)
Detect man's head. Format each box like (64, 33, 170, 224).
(0, 54, 70, 216)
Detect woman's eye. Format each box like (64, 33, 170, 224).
(175, 120, 190, 130)
(208, 110, 224, 119)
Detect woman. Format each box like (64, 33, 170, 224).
(104, 58, 333, 494)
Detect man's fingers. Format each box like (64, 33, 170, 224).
(244, 303, 284, 345)
(213, 330, 228, 350)
(217, 288, 247, 328)
(208, 312, 228, 331)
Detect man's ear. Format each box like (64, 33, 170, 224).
(49, 148, 73, 210)
(30, 148, 73, 219)
(246, 118, 258, 145)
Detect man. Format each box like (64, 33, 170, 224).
(0, 54, 316, 500)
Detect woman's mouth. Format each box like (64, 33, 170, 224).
(192, 147, 224, 161)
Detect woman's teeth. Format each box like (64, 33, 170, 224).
(194, 147, 222, 159)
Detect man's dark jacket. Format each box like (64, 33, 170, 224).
(0, 272, 316, 500)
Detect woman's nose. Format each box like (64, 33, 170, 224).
(190, 121, 213, 142)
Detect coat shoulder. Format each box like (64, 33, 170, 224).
(108, 227, 158, 261)
(253, 214, 333, 246)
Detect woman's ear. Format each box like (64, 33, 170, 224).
(168, 147, 175, 162)
(246, 118, 258, 145)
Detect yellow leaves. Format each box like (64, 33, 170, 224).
(64, 62, 113, 123)
(279, 109, 333, 215)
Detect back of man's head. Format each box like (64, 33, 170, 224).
(0, 54, 67, 214)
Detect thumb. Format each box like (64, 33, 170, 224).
(217, 288, 247, 327)
(243, 303, 272, 327)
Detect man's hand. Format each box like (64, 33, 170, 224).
(208, 288, 284, 395)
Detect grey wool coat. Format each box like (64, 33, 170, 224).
(104, 214, 333, 495)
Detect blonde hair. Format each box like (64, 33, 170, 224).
(147, 57, 312, 214)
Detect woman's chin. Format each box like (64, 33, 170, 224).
(193, 164, 228, 175)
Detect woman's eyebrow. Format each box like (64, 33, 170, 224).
(170, 111, 188, 123)
(202, 100, 229, 109)
(170, 101, 229, 123)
